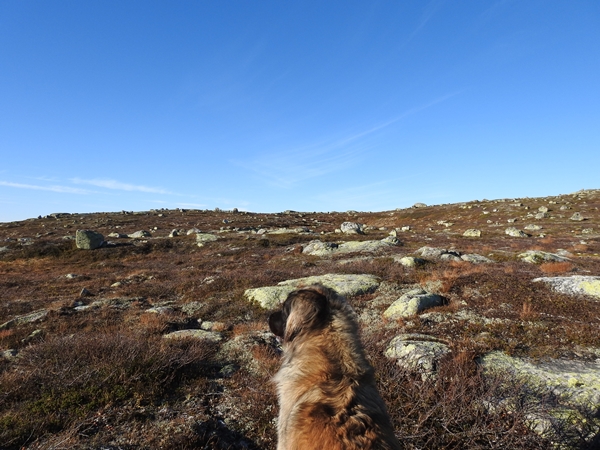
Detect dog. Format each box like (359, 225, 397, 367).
(268, 284, 401, 450)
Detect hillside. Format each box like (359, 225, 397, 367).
(1, 189, 599, 449)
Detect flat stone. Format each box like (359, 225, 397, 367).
(570, 212, 584, 221)
(533, 276, 600, 300)
(480, 351, 600, 415)
(196, 233, 219, 246)
(505, 227, 529, 237)
(340, 222, 364, 234)
(163, 329, 223, 342)
(463, 229, 482, 237)
(518, 250, 570, 264)
(460, 254, 493, 264)
(524, 224, 543, 231)
(245, 273, 380, 309)
(302, 238, 399, 256)
(395, 256, 426, 268)
(128, 230, 151, 238)
(0, 309, 49, 331)
(383, 288, 443, 319)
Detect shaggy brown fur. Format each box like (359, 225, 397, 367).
(268, 285, 401, 450)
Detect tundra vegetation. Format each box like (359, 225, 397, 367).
(1, 190, 600, 449)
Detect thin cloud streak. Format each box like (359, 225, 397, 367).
(71, 178, 172, 194)
(235, 92, 460, 188)
(0, 181, 91, 194)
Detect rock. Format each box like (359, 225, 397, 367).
(181, 301, 206, 316)
(439, 253, 462, 262)
(0, 309, 49, 331)
(1, 349, 19, 359)
(80, 287, 93, 297)
(128, 230, 151, 238)
(560, 205, 571, 210)
(480, 351, 600, 415)
(245, 273, 380, 309)
(535, 212, 549, 219)
(163, 329, 223, 343)
(505, 227, 529, 238)
(385, 334, 450, 374)
(460, 254, 493, 264)
(401, 226, 411, 231)
(518, 250, 570, 264)
(302, 238, 399, 257)
(168, 229, 181, 237)
(186, 228, 202, 235)
(415, 246, 447, 258)
(538, 206, 549, 213)
(200, 321, 227, 332)
(383, 288, 444, 319)
(524, 224, 543, 231)
(395, 256, 426, 268)
(0, 246, 9, 253)
(75, 229, 104, 249)
(196, 233, 218, 246)
(107, 232, 127, 238)
(463, 229, 481, 237)
(144, 306, 174, 314)
(532, 276, 600, 300)
(570, 212, 584, 221)
(413, 203, 427, 208)
(65, 273, 78, 279)
(340, 222, 364, 234)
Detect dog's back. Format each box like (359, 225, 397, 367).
(269, 285, 400, 450)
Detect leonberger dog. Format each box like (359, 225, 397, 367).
(268, 284, 400, 450)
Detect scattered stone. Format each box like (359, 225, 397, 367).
(413, 203, 427, 208)
(460, 254, 493, 264)
(560, 205, 571, 210)
(196, 233, 218, 246)
(181, 301, 206, 316)
(395, 256, 426, 268)
(401, 226, 411, 232)
(383, 288, 444, 319)
(163, 329, 223, 343)
(302, 238, 399, 256)
(0, 309, 49, 331)
(524, 224, 543, 231)
(144, 306, 174, 314)
(245, 273, 380, 309)
(582, 228, 594, 234)
(480, 351, 600, 415)
(302, 240, 338, 256)
(169, 229, 181, 237)
(80, 287, 93, 297)
(570, 212, 584, 221)
(505, 227, 529, 238)
(518, 250, 570, 264)
(507, 218, 517, 223)
(533, 276, 600, 300)
(538, 206, 549, 213)
(128, 230, 151, 238)
(463, 229, 482, 237)
(65, 273, 78, 279)
(200, 321, 227, 332)
(1, 349, 18, 359)
(107, 232, 127, 238)
(0, 246, 9, 253)
(385, 334, 450, 374)
(534, 212, 549, 219)
(75, 229, 105, 249)
(186, 228, 202, 235)
(340, 222, 364, 234)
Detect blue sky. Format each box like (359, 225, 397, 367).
(1, 1, 599, 222)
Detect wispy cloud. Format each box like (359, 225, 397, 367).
(71, 178, 172, 194)
(234, 92, 460, 188)
(0, 181, 91, 194)
(407, 0, 445, 42)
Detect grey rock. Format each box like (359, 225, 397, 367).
(383, 288, 444, 319)
(181, 301, 205, 316)
(186, 228, 202, 235)
(128, 230, 151, 238)
(196, 233, 218, 246)
(570, 212, 584, 221)
(340, 222, 364, 234)
(80, 287, 93, 297)
(535, 212, 549, 219)
(245, 273, 380, 309)
(1, 349, 18, 359)
(163, 329, 223, 343)
(518, 250, 570, 264)
(460, 254, 493, 264)
(0, 246, 10, 253)
(395, 256, 426, 268)
(75, 229, 104, 249)
(385, 334, 450, 374)
(538, 206, 549, 213)
(144, 306, 174, 314)
(0, 309, 49, 331)
(505, 227, 529, 238)
(302, 240, 338, 256)
(168, 229, 182, 237)
(524, 224, 543, 231)
(533, 276, 600, 300)
(107, 232, 127, 238)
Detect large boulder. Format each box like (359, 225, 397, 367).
(383, 288, 444, 319)
(75, 229, 104, 249)
(518, 250, 570, 264)
(196, 233, 219, 246)
(245, 273, 380, 309)
(463, 229, 482, 237)
(505, 227, 529, 238)
(385, 334, 450, 374)
(302, 238, 399, 256)
(340, 222, 364, 234)
(533, 276, 600, 300)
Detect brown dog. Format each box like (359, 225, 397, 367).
(268, 285, 401, 450)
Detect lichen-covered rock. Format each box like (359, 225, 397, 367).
(395, 256, 426, 268)
(533, 276, 600, 300)
(524, 224, 543, 231)
(163, 329, 223, 343)
(76, 229, 104, 249)
(340, 222, 364, 234)
(505, 227, 529, 237)
(460, 253, 493, 264)
(480, 351, 600, 415)
(196, 233, 218, 246)
(570, 212, 584, 221)
(383, 288, 443, 319)
(245, 273, 380, 309)
(302, 238, 399, 256)
(128, 230, 151, 238)
(0, 309, 49, 331)
(302, 240, 339, 256)
(385, 334, 450, 373)
(518, 250, 570, 264)
(463, 229, 482, 237)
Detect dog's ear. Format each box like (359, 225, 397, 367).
(269, 311, 285, 338)
(284, 289, 329, 342)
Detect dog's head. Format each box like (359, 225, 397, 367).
(268, 285, 331, 343)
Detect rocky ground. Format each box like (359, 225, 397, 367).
(1, 189, 599, 449)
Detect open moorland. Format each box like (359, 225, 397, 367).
(1, 189, 600, 449)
